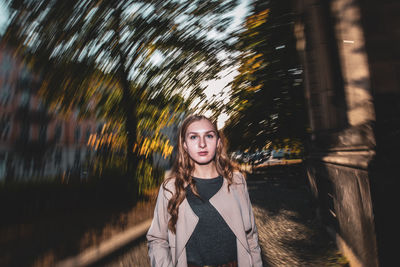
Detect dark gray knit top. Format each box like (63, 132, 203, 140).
(185, 176, 237, 265)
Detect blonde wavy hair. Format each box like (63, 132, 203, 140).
(163, 114, 236, 234)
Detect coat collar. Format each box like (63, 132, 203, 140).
(175, 177, 250, 263)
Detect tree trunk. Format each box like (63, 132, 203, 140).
(113, 7, 139, 185)
(117, 65, 138, 175)
(117, 65, 139, 202)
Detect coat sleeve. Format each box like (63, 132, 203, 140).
(146, 184, 173, 267)
(241, 174, 263, 266)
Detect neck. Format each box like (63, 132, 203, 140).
(192, 161, 219, 179)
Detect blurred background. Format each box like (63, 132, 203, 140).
(0, 0, 399, 266)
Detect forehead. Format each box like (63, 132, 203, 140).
(186, 119, 216, 134)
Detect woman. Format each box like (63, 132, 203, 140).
(147, 114, 263, 267)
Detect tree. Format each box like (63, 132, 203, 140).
(224, 0, 307, 153)
(3, 0, 238, 181)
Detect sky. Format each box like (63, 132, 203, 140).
(0, 0, 251, 128)
(193, 0, 250, 129)
(0, 1, 9, 35)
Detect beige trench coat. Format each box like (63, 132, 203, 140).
(146, 172, 263, 267)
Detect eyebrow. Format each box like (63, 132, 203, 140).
(187, 130, 217, 135)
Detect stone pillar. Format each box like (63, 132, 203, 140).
(294, 0, 382, 266)
(359, 1, 400, 266)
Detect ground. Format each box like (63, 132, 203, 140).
(0, 165, 348, 266)
(97, 166, 349, 267)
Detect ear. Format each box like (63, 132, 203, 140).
(217, 138, 221, 148)
(183, 141, 188, 152)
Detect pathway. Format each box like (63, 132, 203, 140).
(97, 167, 348, 266)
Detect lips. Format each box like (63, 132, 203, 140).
(198, 151, 208, 156)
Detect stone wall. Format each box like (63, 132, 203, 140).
(292, 0, 400, 265)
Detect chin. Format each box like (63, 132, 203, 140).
(192, 157, 215, 165)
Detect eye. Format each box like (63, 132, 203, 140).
(206, 134, 214, 139)
(189, 135, 198, 140)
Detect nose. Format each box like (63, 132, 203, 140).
(199, 136, 206, 148)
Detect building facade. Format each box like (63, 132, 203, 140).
(294, 0, 399, 266)
(0, 45, 104, 181)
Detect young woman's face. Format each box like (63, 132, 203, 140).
(183, 119, 220, 165)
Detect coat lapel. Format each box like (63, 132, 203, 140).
(175, 177, 250, 265)
(209, 178, 250, 254)
(175, 197, 198, 263)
